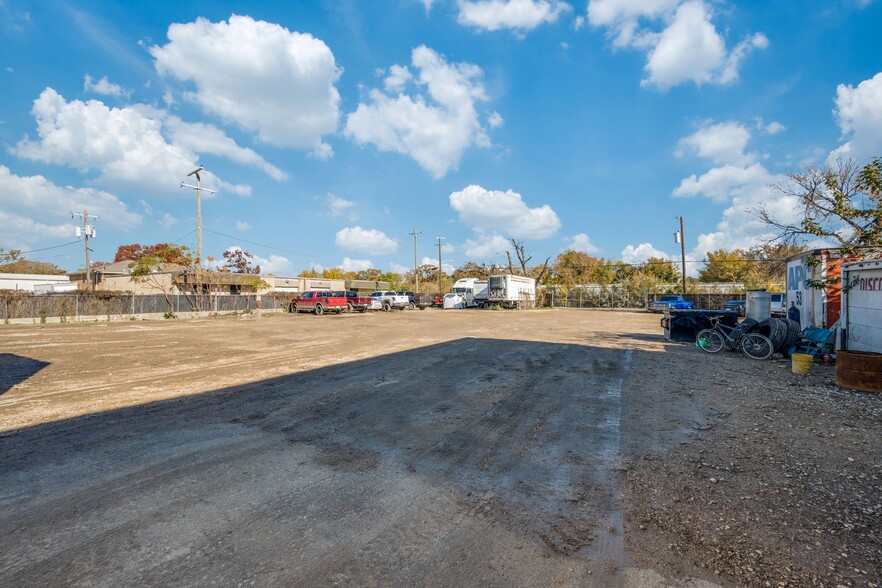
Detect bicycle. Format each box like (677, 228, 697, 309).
(696, 316, 774, 360)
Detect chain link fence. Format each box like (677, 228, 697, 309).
(544, 287, 647, 309)
(0, 292, 289, 322)
(542, 288, 747, 310)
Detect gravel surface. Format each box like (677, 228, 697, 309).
(624, 346, 882, 587)
(0, 309, 879, 587)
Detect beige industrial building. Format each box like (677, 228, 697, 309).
(66, 261, 389, 296)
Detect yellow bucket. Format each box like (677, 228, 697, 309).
(791, 353, 813, 375)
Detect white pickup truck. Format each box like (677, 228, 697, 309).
(369, 290, 409, 311)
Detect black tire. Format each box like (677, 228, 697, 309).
(407, 302, 415, 310)
(383, 301, 391, 312)
(757, 318, 786, 350)
(347, 303, 354, 313)
(741, 333, 774, 360)
(781, 318, 801, 352)
(358, 307, 367, 313)
(696, 329, 725, 353)
(315, 304, 324, 316)
(290, 303, 298, 314)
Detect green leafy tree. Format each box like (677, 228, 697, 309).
(0, 258, 67, 275)
(129, 249, 183, 312)
(378, 271, 404, 290)
(758, 157, 882, 252)
(355, 268, 383, 281)
(698, 249, 753, 284)
(639, 257, 680, 282)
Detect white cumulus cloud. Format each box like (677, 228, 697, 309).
(587, 0, 767, 90)
(345, 46, 493, 179)
(690, 180, 797, 260)
(457, 0, 571, 32)
(830, 71, 882, 162)
(159, 213, 178, 229)
(676, 121, 754, 165)
(83, 74, 129, 98)
(621, 242, 670, 263)
(673, 162, 774, 203)
(335, 226, 398, 254)
(0, 165, 141, 247)
(224, 246, 292, 275)
(150, 15, 341, 154)
(340, 257, 374, 272)
(564, 233, 601, 254)
(450, 184, 561, 239)
(235, 220, 250, 231)
(12, 88, 262, 197)
(462, 233, 512, 259)
(328, 194, 356, 217)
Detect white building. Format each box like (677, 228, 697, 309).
(0, 273, 73, 292)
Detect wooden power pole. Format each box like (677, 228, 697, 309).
(409, 229, 422, 293)
(436, 236, 444, 296)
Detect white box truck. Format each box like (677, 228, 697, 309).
(840, 259, 882, 354)
(487, 274, 536, 309)
(450, 277, 489, 308)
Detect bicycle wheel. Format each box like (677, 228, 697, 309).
(741, 333, 773, 360)
(696, 329, 725, 353)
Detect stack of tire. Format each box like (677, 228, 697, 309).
(737, 317, 801, 354)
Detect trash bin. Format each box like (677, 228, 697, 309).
(662, 309, 740, 343)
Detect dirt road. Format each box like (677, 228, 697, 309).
(0, 310, 879, 587)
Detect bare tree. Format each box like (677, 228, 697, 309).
(757, 157, 882, 254)
(510, 239, 551, 285)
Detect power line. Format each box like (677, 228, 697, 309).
(14, 240, 81, 255)
(169, 229, 197, 245)
(202, 228, 315, 258)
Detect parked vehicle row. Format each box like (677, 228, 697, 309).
(289, 274, 537, 316)
(648, 295, 694, 313)
(289, 290, 433, 315)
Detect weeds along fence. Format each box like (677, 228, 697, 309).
(542, 289, 747, 310)
(544, 288, 647, 309)
(0, 292, 290, 322)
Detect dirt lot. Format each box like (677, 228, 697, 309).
(0, 309, 879, 587)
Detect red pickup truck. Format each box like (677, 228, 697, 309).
(289, 290, 348, 315)
(335, 291, 371, 313)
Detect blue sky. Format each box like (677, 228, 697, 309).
(1, 0, 881, 276)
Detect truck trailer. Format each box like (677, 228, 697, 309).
(487, 275, 536, 309)
(839, 259, 882, 354)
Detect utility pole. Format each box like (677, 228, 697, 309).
(71, 210, 98, 290)
(409, 229, 422, 293)
(180, 166, 217, 271)
(436, 236, 445, 296)
(675, 215, 687, 297)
